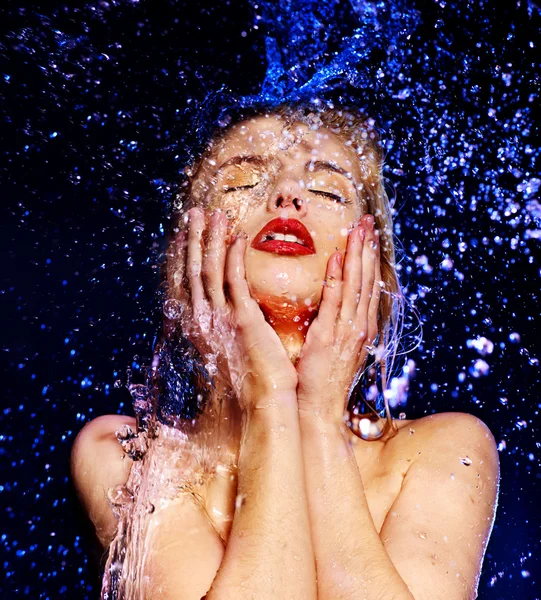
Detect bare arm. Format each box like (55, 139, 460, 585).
(207, 395, 316, 600)
(299, 411, 499, 600)
(296, 218, 499, 599)
(179, 208, 316, 599)
(71, 406, 317, 600)
(299, 413, 414, 599)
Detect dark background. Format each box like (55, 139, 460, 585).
(1, 0, 539, 598)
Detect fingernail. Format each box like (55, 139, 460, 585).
(358, 227, 365, 242)
(336, 253, 343, 267)
(365, 214, 374, 228)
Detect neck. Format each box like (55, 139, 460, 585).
(258, 297, 318, 363)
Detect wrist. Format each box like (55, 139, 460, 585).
(297, 388, 348, 425)
(242, 390, 299, 421)
(298, 409, 357, 470)
(240, 392, 302, 451)
(298, 405, 349, 438)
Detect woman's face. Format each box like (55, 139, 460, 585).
(189, 115, 366, 316)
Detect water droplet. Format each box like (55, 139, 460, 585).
(163, 298, 183, 320)
(116, 424, 135, 441)
(145, 502, 155, 514)
(107, 484, 134, 507)
(460, 456, 472, 466)
(469, 359, 490, 378)
(466, 336, 494, 356)
(440, 256, 454, 271)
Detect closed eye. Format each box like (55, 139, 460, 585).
(223, 184, 258, 193)
(309, 189, 351, 205)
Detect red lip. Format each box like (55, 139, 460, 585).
(251, 218, 316, 256)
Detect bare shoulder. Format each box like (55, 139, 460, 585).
(401, 411, 499, 471)
(71, 414, 137, 548)
(380, 413, 500, 599)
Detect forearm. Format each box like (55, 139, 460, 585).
(299, 409, 414, 600)
(207, 392, 316, 600)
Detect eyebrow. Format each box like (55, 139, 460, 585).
(218, 155, 267, 170)
(307, 160, 352, 180)
(218, 155, 352, 180)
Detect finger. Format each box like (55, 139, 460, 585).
(225, 234, 253, 315)
(356, 216, 378, 332)
(168, 227, 189, 302)
(202, 210, 227, 308)
(186, 207, 207, 311)
(340, 225, 364, 322)
(315, 252, 343, 334)
(367, 249, 382, 345)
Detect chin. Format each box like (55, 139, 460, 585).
(245, 251, 324, 308)
(247, 278, 323, 315)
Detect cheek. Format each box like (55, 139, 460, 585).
(206, 194, 261, 237)
(311, 211, 352, 255)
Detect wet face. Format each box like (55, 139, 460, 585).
(189, 115, 366, 320)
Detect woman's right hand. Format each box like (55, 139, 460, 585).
(170, 207, 298, 409)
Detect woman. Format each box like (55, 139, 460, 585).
(71, 103, 500, 600)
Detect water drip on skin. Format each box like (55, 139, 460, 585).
(116, 424, 148, 461)
(101, 395, 238, 599)
(163, 299, 184, 320)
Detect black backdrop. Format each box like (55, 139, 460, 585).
(1, 1, 539, 598)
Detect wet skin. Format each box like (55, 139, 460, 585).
(71, 117, 500, 600)
(180, 116, 368, 362)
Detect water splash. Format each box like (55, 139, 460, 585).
(2, 0, 540, 598)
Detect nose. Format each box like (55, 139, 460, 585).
(268, 177, 308, 217)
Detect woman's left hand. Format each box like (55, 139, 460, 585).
(296, 214, 382, 423)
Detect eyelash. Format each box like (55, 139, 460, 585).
(309, 189, 352, 205)
(224, 184, 258, 192)
(223, 184, 351, 206)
